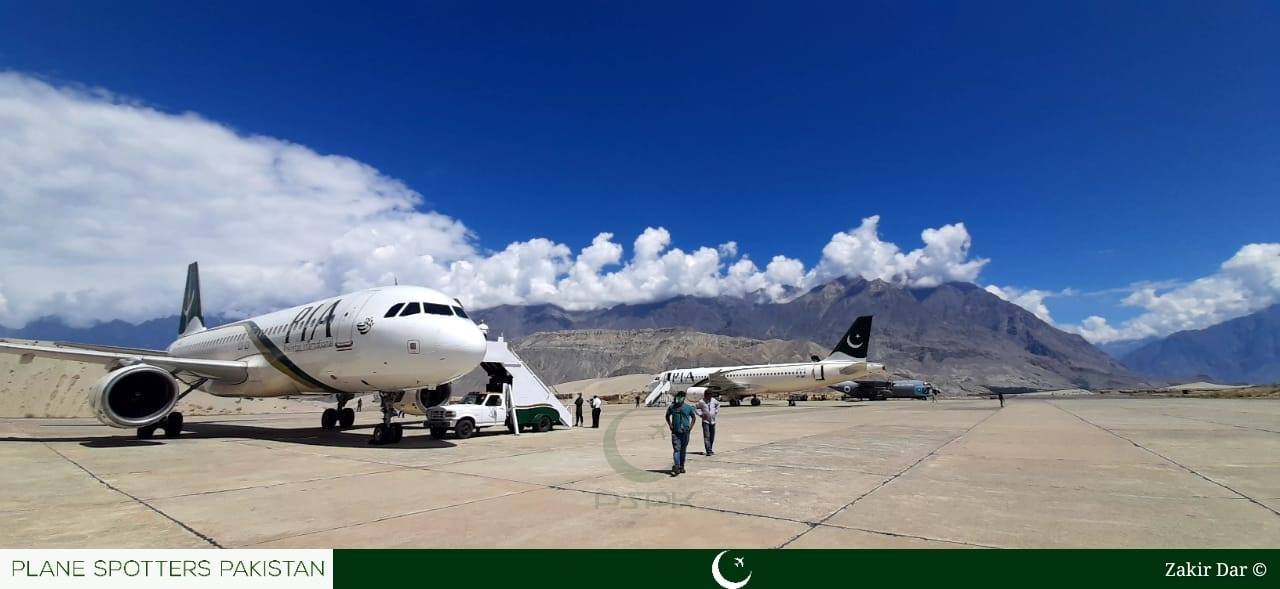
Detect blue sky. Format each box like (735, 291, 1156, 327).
(1, 2, 1277, 339)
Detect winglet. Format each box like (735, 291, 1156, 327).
(828, 315, 872, 360)
(178, 262, 205, 336)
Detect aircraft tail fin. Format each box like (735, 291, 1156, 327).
(827, 315, 872, 360)
(178, 262, 205, 336)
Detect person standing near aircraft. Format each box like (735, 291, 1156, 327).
(591, 395, 602, 428)
(666, 391, 697, 475)
(695, 390, 719, 456)
(574, 394, 585, 426)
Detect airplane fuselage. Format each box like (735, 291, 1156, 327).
(650, 359, 884, 400)
(166, 286, 487, 397)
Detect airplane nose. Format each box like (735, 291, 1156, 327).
(434, 322, 487, 367)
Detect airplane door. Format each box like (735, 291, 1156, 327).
(336, 291, 377, 351)
(814, 364, 825, 381)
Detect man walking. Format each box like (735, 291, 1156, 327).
(574, 394, 585, 427)
(665, 391, 696, 475)
(695, 390, 719, 456)
(590, 395, 602, 428)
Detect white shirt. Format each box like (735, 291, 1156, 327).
(591, 398, 602, 409)
(695, 398, 719, 424)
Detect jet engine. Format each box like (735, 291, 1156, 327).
(684, 386, 710, 399)
(393, 384, 452, 416)
(89, 364, 180, 428)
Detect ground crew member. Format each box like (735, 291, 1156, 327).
(591, 395, 602, 428)
(665, 391, 696, 475)
(574, 394, 584, 426)
(695, 390, 719, 456)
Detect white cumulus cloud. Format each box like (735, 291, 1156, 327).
(983, 285, 1056, 324)
(809, 215, 988, 288)
(1063, 243, 1280, 343)
(0, 72, 995, 328)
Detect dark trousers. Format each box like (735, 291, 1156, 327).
(671, 430, 691, 466)
(591, 408, 601, 428)
(702, 421, 716, 454)
(575, 408, 583, 426)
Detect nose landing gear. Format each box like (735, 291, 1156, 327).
(369, 392, 404, 445)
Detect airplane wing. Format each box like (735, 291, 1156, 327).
(693, 370, 758, 397)
(0, 340, 247, 382)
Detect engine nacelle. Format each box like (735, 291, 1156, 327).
(392, 384, 452, 416)
(684, 386, 711, 399)
(89, 364, 180, 428)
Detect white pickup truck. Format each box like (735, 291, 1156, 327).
(425, 389, 561, 439)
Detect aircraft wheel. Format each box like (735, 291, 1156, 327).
(534, 414, 551, 433)
(750, 397, 761, 407)
(339, 408, 355, 429)
(390, 423, 404, 443)
(454, 418, 476, 439)
(729, 398, 740, 407)
(163, 412, 184, 438)
(321, 408, 338, 430)
(430, 427, 448, 439)
(137, 424, 157, 440)
(371, 424, 390, 444)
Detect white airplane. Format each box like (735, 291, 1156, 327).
(0, 263, 487, 444)
(645, 316, 885, 406)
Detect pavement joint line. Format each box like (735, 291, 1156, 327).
(547, 485, 815, 527)
(137, 466, 410, 501)
(39, 442, 224, 548)
(1049, 401, 1280, 519)
(778, 406, 1001, 548)
(815, 522, 1001, 549)
(239, 486, 546, 547)
(1152, 412, 1280, 435)
(1089, 402, 1280, 435)
(705, 457, 895, 477)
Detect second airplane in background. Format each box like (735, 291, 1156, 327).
(644, 316, 885, 406)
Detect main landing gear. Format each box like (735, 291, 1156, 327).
(137, 412, 184, 440)
(369, 392, 404, 445)
(750, 395, 761, 406)
(321, 395, 356, 430)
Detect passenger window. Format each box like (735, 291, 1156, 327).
(485, 395, 502, 406)
(385, 303, 405, 318)
(451, 306, 469, 318)
(399, 302, 421, 317)
(423, 303, 452, 316)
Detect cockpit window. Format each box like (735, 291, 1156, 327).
(451, 306, 469, 318)
(423, 303, 453, 316)
(384, 303, 405, 318)
(399, 302, 421, 317)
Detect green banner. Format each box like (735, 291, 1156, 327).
(337, 549, 1276, 588)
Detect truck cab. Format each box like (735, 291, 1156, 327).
(426, 387, 560, 439)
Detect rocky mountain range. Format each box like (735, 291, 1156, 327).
(474, 277, 1144, 393)
(1120, 304, 1280, 384)
(509, 328, 827, 386)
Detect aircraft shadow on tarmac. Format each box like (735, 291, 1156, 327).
(0, 420, 467, 450)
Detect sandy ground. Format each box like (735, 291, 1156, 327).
(1, 396, 1277, 548)
(553, 373, 654, 397)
